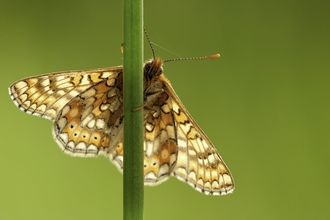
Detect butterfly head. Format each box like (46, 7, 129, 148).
(144, 58, 163, 84)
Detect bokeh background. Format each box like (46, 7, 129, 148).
(1, 0, 329, 219)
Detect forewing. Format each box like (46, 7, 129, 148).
(9, 67, 123, 120)
(163, 78, 235, 195)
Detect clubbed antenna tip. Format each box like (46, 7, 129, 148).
(207, 54, 221, 59)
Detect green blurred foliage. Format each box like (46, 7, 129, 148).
(1, 0, 329, 219)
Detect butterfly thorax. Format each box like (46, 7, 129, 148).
(143, 58, 169, 108)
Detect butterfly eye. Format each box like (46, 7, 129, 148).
(144, 61, 152, 74)
(144, 59, 163, 82)
(157, 67, 163, 77)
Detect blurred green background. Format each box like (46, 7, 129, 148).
(1, 0, 329, 219)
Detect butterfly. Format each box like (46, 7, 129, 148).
(8, 50, 234, 196)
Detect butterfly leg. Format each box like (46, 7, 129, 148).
(132, 88, 164, 111)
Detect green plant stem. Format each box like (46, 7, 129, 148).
(123, 0, 144, 219)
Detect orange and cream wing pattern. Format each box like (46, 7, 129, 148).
(140, 72, 234, 195)
(143, 101, 178, 185)
(166, 86, 234, 195)
(140, 58, 234, 195)
(9, 67, 123, 121)
(52, 70, 125, 168)
(9, 67, 125, 163)
(9, 57, 234, 196)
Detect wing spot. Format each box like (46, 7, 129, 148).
(145, 122, 154, 132)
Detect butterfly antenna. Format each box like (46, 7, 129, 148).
(143, 27, 220, 62)
(163, 54, 220, 63)
(144, 27, 156, 59)
(149, 41, 181, 57)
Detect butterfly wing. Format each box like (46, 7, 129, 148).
(9, 67, 125, 165)
(53, 70, 124, 164)
(9, 63, 234, 195)
(143, 101, 178, 185)
(9, 67, 123, 120)
(162, 75, 234, 195)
